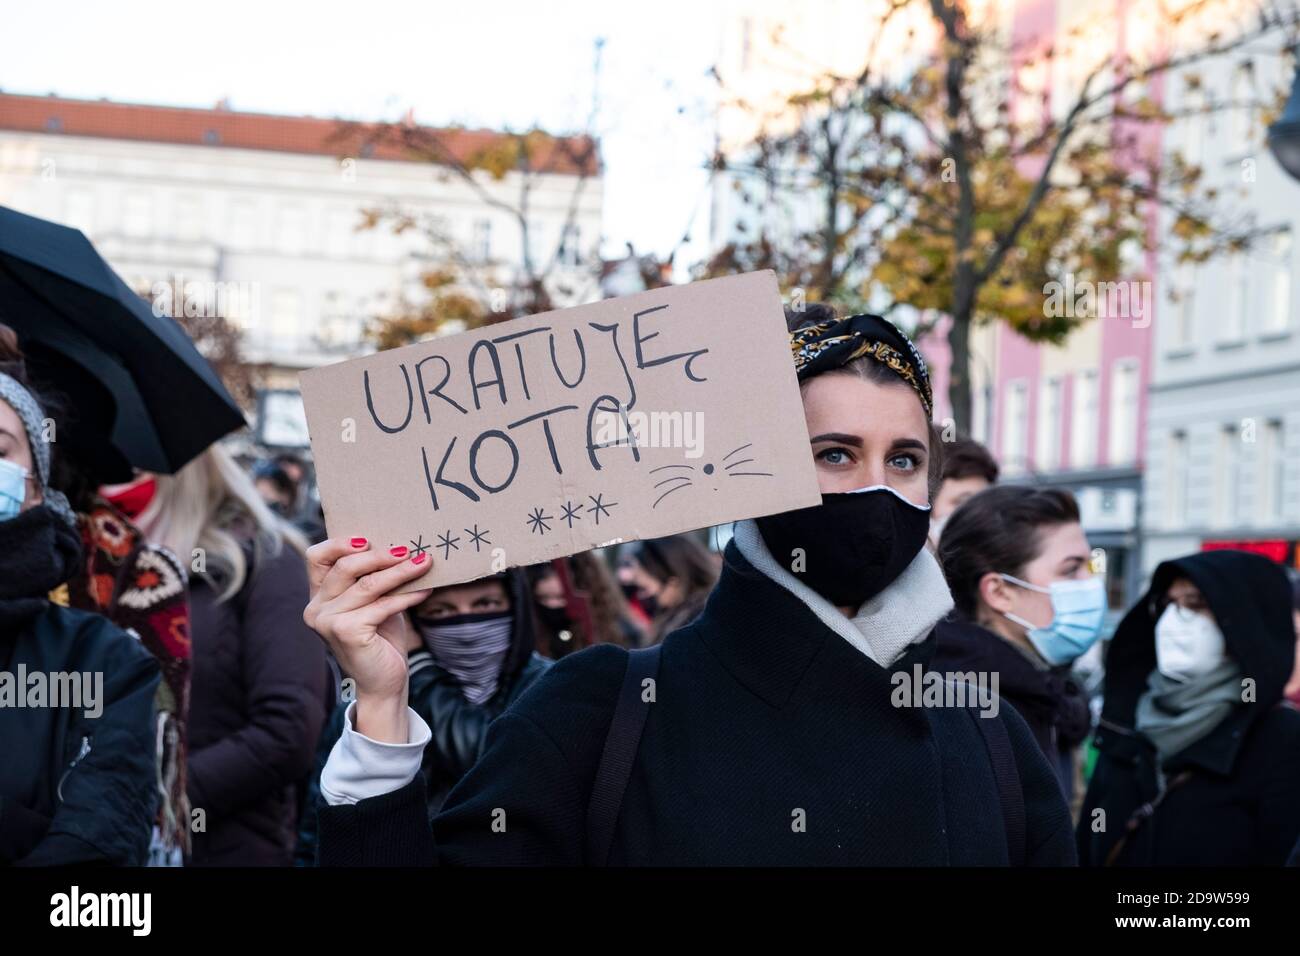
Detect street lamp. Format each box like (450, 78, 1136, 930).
(1268, 58, 1300, 181)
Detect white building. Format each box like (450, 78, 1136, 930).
(1143, 33, 1300, 576)
(0, 92, 603, 442)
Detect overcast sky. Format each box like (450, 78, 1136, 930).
(0, 0, 724, 270)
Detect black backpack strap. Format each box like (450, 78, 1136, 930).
(970, 708, 1027, 866)
(585, 644, 662, 866)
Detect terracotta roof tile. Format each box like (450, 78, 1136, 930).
(0, 92, 599, 176)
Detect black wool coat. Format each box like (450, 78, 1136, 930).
(933, 616, 1091, 799)
(1078, 550, 1300, 866)
(319, 542, 1077, 866)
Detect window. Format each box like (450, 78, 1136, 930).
(229, 201, 256, 249)
(1213, 425, 1239, 527)
(1222, 253, 1247, 342)
(268, 289, 301, 343)
(319, 291, 359, 347)
(1036, 376, 1062, 471)
(63, 189, 94, 235)
(175, 194, 202, 241)
(1265, 229, 1292, 335)
(277, 205, 307, 255)
(325, 209, 353, 258)
(1165, 431, 1188, 527)
(1002, 380, 1029, 474)
(1070, 370, 1099, 469)
(122, 192, 152, 237)
(1171, 265, 1196, 349)
(473, 219, 492, 263)
(1259, 420, 1285, 523)
(1229, 64, 1255, 149)
(1183, 88, 1205, 167)
(1107, 360, 1140, 466)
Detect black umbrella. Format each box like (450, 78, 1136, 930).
(0, 205, 246, 481)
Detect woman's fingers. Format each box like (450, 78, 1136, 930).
(316, 545, 417, 605)
(346, 588, 433, 633)
(306, 536, 370, 592)
(321, 552, 432, 618)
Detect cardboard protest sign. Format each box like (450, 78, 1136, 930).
(299, 269, 821, 591)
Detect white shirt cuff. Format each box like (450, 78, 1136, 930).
(320, 701, 432, 806)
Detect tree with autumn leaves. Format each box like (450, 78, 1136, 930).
(706, 0, 1300, 432)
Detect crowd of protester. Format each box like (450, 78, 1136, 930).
(2, 313, 1299, 867)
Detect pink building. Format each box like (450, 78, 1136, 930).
(920, 0, 1165, 609)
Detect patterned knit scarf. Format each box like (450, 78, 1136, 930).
(415, 612, 514, 705)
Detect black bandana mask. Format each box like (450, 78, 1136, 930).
(754, 485, 931, 608)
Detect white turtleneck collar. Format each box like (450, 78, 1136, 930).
(732, 519, 954, 667)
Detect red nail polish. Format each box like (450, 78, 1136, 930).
(350, 537, 367, 548)
(411, 552, 427, 565)
(390, 546, 408, 557)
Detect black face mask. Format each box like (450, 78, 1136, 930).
(535, 604, 572, 633)
(754, 486, 931, 607)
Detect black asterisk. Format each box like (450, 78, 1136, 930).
(587, 493, 617, 524)
(465, 525, 491, 552)
(409, 534, 431, 558)
(527, 507, 552, 535)
(436, 530, 460, 560)
(561, 500, 583, 527)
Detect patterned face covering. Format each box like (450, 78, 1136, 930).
(414, 611, 515, 705)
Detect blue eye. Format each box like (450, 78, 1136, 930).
(817, 448, 854, 466)
(888, 453, 918, 471)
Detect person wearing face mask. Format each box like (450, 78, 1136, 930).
(934, 485, 1099, 802)
(528, 554, 646, 659)
(620, 535, 718, 645)
(295, 569, 549, 864)
(1077, 550, 1300, 866)
(301, 306, 1074, 866)
(0, 367, 161, 865)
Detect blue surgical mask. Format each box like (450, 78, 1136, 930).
(0, 457, 29, 520)
(999, 573, 1107, 666)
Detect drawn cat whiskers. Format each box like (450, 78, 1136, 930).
(647, 443, 774, 509)
(722, 441, 772, 477)
(649, 463, 694, 508)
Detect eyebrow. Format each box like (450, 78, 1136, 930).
(809, 432, 863, 447)
(889, 438, 928, 453)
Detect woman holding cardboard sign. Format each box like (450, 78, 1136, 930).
(302, 307, 1075, 865)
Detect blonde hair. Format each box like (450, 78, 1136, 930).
(137, 444, 307, 602)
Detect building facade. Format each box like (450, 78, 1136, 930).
(0, 93, 603, 444)
(1142, 30, 1300, 578)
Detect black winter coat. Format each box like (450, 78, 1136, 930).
(317, 542, 1076, 866)
(186, 535, 330, 866)
(1077, 550, 1300, 866)
(933, 616, 1091, 799)
(1, 604, 160, 865)
(296, 568, 550, 864)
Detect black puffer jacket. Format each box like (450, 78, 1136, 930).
(1078, 550, 1300, 866)
(0, 506, 160, 866)
(295, 568, 550, 864)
